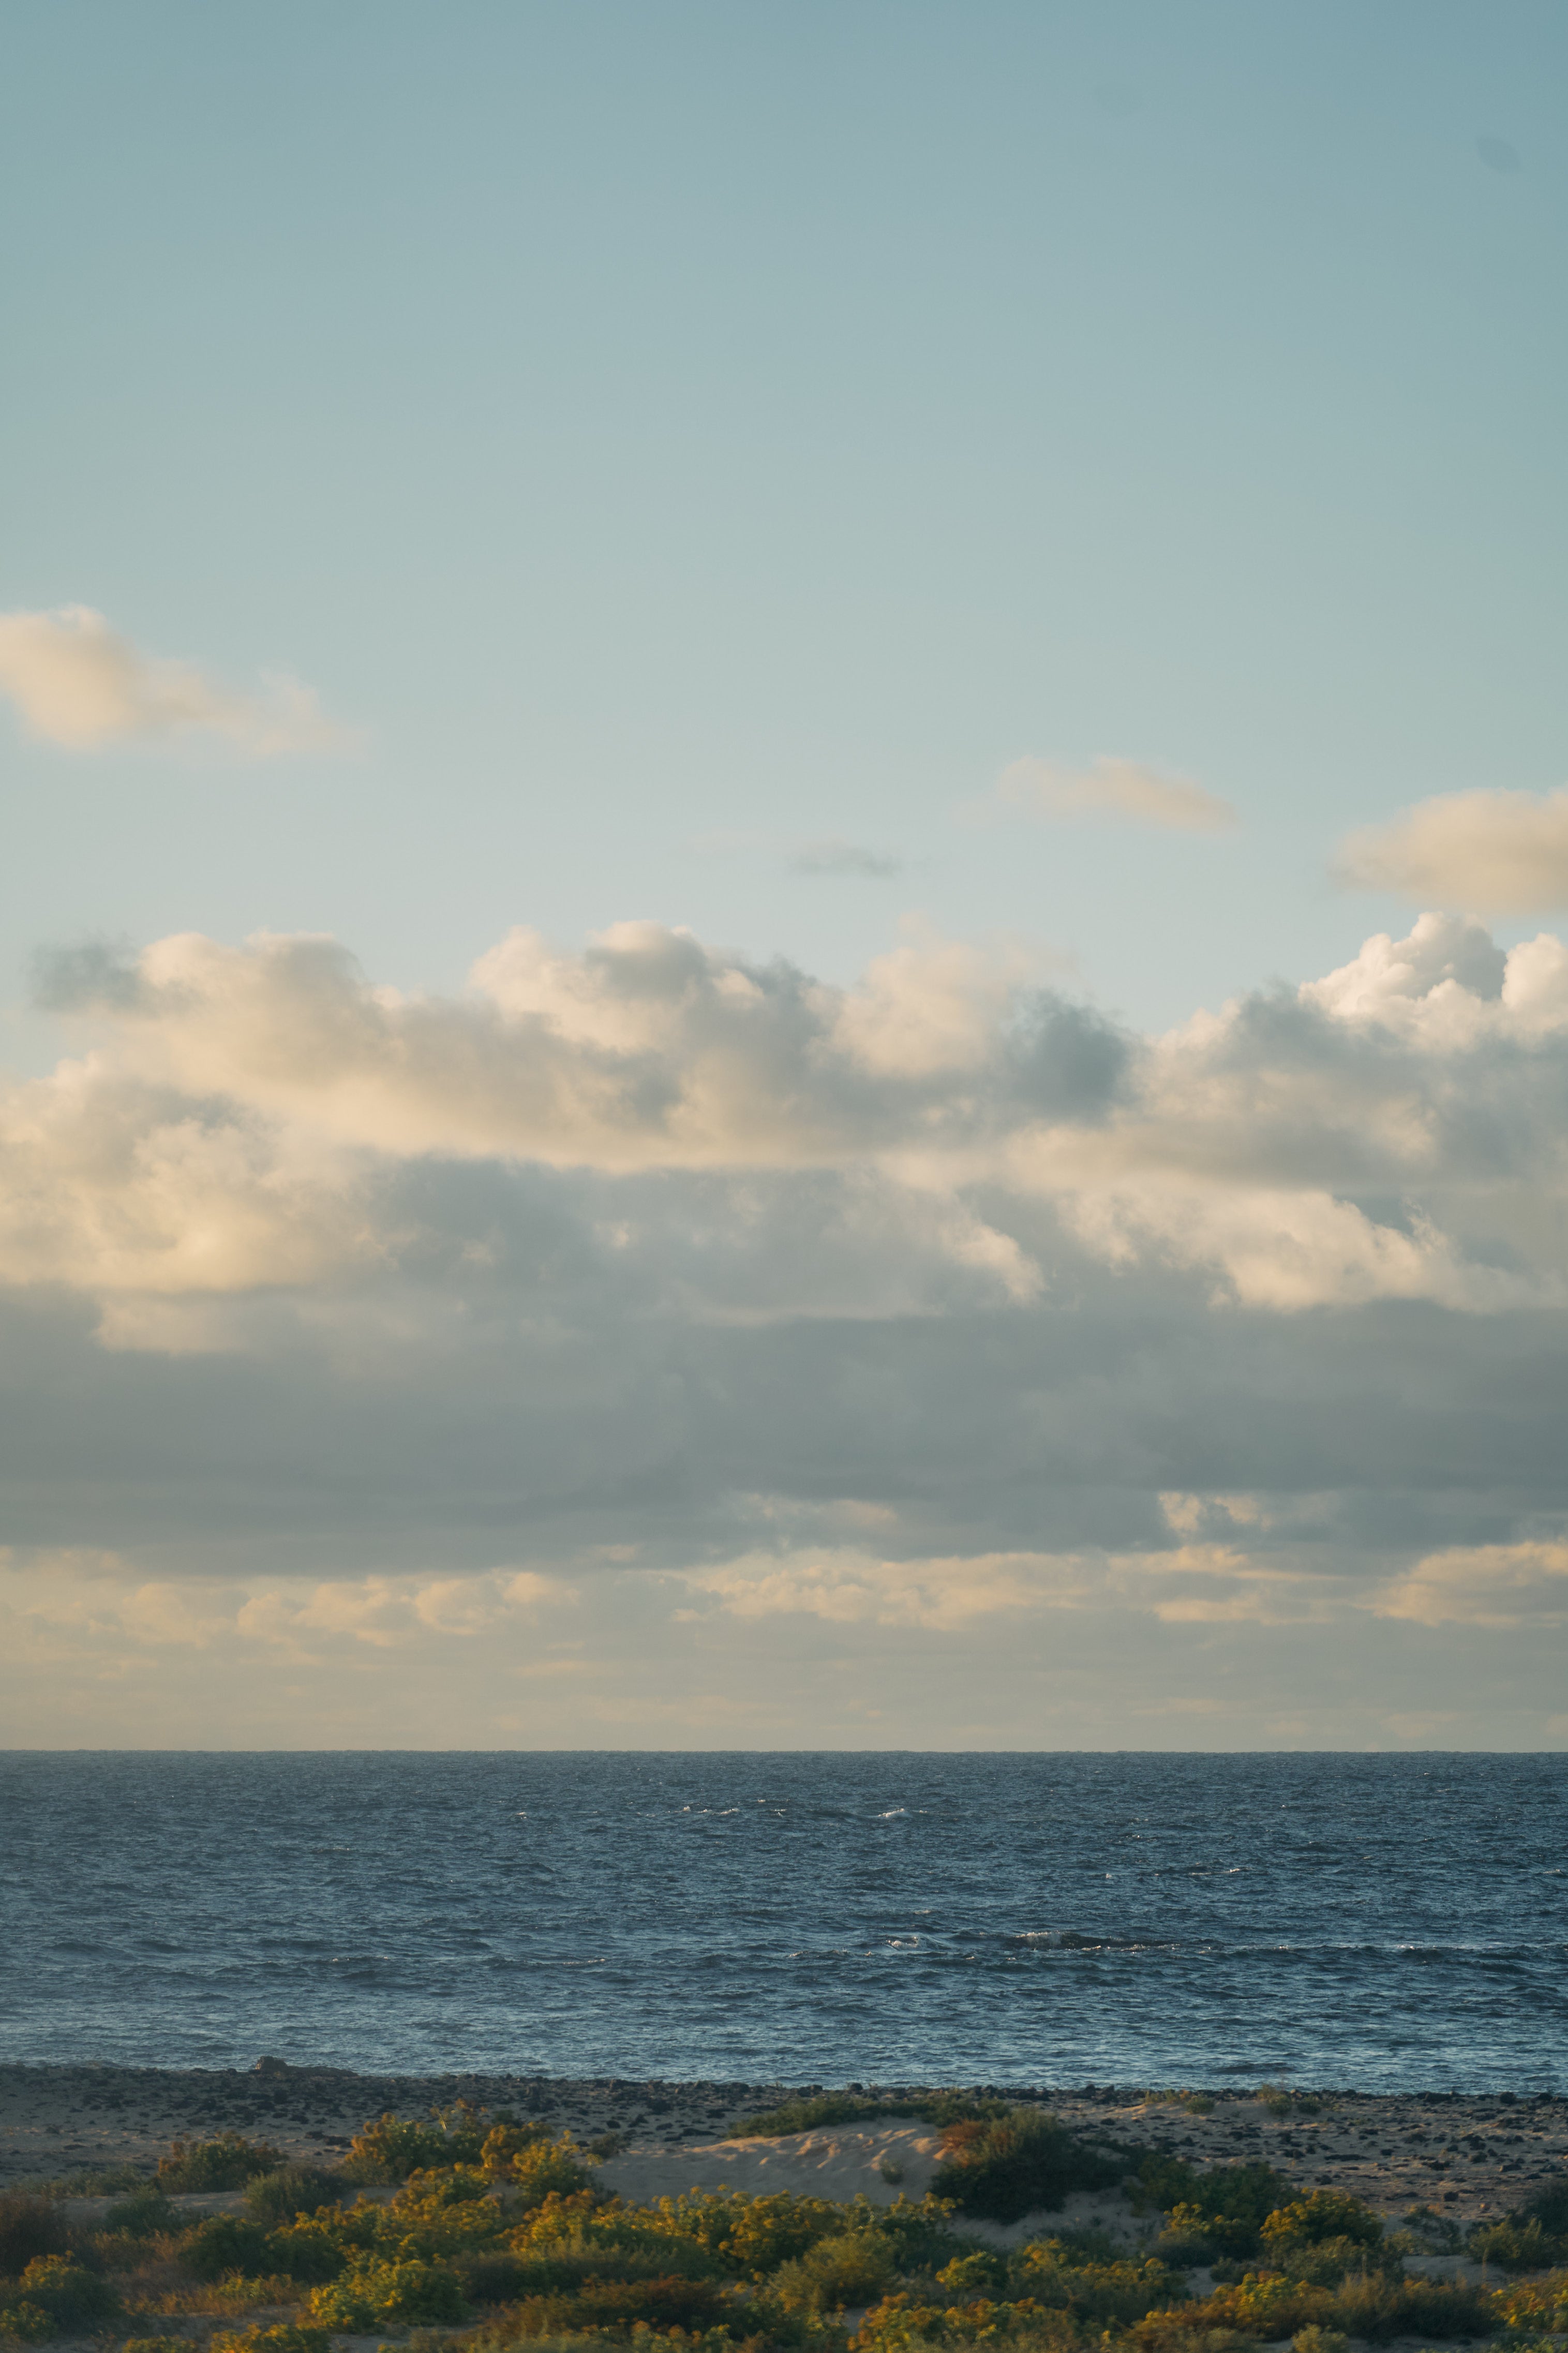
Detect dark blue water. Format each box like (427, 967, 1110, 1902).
(2, 1753, 1564, 2091)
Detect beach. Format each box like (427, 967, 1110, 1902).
(5, 2063, 1564, 2227)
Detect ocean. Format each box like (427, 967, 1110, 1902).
(3, 1751, 1563, 2091)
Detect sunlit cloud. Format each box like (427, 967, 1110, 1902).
(0, 604, 353, 755)
(1335, 787, 1568, 914)
(983, 754, 1237, 832)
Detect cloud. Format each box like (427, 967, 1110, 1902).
(1372, 1542, 1568, 1629)
(7, 907, 1568, 1744)
(989, 754, 1237, 832)
(1335, 788, 1568, 914)
(0, 604, 351, 754)
(789, 838, 904, 878)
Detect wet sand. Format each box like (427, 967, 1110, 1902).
(3, 2065, 1563, 2224)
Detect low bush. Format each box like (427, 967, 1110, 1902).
(1261, 2191, 1382, 2251)
(1, 2253, 121, 2334)
(850, 2289, 1081, 2353)
(1470, 2213, 1567, 2272)
(121, 2337, 191, 2353)
(243, 2165, 345, 2225)
(1290, 2330, 1347, 2353)
(159, 2135, 285, 2193)
(341, 2102, 492, 2183)
(0, 2301, 54, 2343)
(769, 2230, 896, 2313)
(1492, 2267, 1568, 2334)
(1010, 2241, 1190, 2327)
(209, 2327, 333, 2353)
(1137, 2155, 1292, 2257)
(497, 2274, 736, 2336)
(103, 2186, 178, 2239)
(934, 2252, 1008, 2299)
(931, 2109, 1123, 2224)
(307, 2252, 468, 2327)
(178, 2216, 276, 2281)
(0, 2198, 69, 2280)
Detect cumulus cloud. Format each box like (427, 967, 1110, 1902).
(1335, 787, 1568, 914)
(0, 604, 351, 754)
(8, 906, 1568, 1743)
(989, 754, 1237, 831)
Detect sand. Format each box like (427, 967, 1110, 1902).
(3, 2064, 1564, 2232)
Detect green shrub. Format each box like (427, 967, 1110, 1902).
(1010, 2241, 1190, 2327)
(122, 2337, 190, 2353)
(1261, 2192, 1382, 2251)
(244, 2166, 344, 2225)
(103, 2186, 177, 2240)
(209, 2327, 332, 2353)
(770, 2231, 896, 2313)
(0, 2199, 68, 2280)
(1470, 2214, 1566, 2272)
(178, 2216, 276, 2281)
(308, 2254, 468, 2328)
(1492, 2269, 1568, 2333)
(1291, 2329, 1346, 2353)
(340, 2105, 497, 2184)
(5, 2254, 120, 2332)
(931, 2109, 1123, 2224)
(1323, 2266, 1494, 2340)
(1268, 2234, 1401, 2289)
(1138, 2156, 1292, 2257)
(158, 2135, 284, 2193)
(0, 2299, 54, 2343)
(492, 2275, 734, 2336)
(264, 2222, 348, 2284)
(506, 2139, 596, 2209)
(934, 2253, 1008, 2300)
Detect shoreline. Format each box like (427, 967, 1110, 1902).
(3, 2064, 1565, 2224)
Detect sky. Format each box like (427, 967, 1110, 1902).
(2, 1, 1566, 1748)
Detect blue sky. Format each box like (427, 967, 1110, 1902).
(2, 4, 1566, 1747)
(4, 0, 1564, 1025)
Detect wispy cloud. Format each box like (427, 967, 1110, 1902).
(788, 838, 904, 878)
(982, 754, 1237, 832)
(0, 604, 353, 755)
(1335, 787, 1568, 914)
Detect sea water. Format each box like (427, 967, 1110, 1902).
(2, 1751, 1563, 2090)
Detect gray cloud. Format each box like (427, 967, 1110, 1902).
(788, 838, 904, 877)
(4, 909, 1568, 1744)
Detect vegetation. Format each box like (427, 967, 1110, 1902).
(734, 2095, 1013, 2140)
(158, 2135, 286, 2194)
(931, 2112, 1125, 2225)
(1255, 2086, 1331, 2120)
(1, 2097, 1561, 2353)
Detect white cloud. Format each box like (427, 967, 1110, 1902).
(1372, 1542, 1568, 1629)
(1335, 787, 1568, 914)
(990, 754, 1237, 832)
(0, 604, 351, 754)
